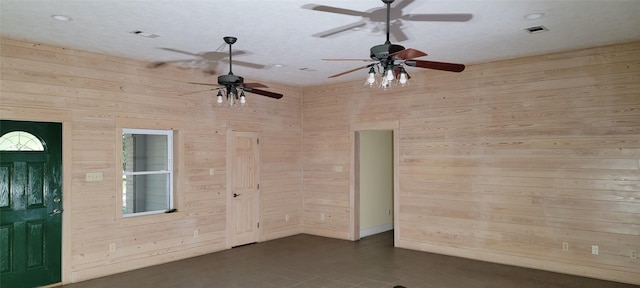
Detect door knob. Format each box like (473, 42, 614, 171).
(233, 193, 241, 198)
(49, 208, 63, 216)
(53, 197, 61, 203)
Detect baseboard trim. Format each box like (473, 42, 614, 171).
(360, 223, 393, 238)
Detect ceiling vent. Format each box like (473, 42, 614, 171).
(525, 25, 549, 34)
(130, 30, 160, 38)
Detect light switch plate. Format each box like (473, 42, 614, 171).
(86, 172, 103, 181)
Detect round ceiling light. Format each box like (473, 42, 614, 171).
(524, 13, 544, 20)
(51, 15, 72, 21)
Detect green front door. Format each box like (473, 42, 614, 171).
(0, 120, 63, 288)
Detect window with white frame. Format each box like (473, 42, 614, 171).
(122, 128, 173, 216)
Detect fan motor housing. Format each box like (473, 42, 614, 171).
(370, 43, 405, 60)
(218, 74, 244, 85)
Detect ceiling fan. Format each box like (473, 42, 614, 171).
(322, 0, 466, 88)
(303, 0, 472, 42)
(186, 37, 283, 106)
(148, 44, 265, 75)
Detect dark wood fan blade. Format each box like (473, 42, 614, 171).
(188, 82, 219, 86)
(328, 64, 374, 78)
(302, 4, 368, 17)
(243, 83, 268, 88)
(405, 60, 465, 72)
(402, 14, 473, 22)
(391, 48, 427, 60)
(243, 87, 283, 99)
(312, 21, 367, 38)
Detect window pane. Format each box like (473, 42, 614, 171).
(123, 133, 168, 172)
(122, 173, 170, 215)
(121, 129, 173, 216)
(0, 131, 45, 151)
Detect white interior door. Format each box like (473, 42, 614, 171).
(229, 131, 260, 247)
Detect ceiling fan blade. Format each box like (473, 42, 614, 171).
(202, 68, 217, 75)
(405, 60, 465, 72)
(391, 48, 427, 60)
(328, 64, 374, 78)
(243, 87, 283, 99)
(159, 47, 200, 57)
(147, 58, 197, 68)
(389, 21, 408, 42)
(147, 61, 167, 68)
(301, 4, 368, 17)
(179, 89, 217, 96)
(205, 59, 220, 74)
(243, 83, 268, 88)
(322, 58, 376, 62)
(226, 60, 266, 69)
(312, 20, 367, 38)
(392, 0, 416, 10)
(229, 50, 247, 56)
(188, 82, 219, 86)
(199, 51, 233, 62)
(402, 13, 473, 22)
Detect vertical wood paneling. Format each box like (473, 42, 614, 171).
(0, 37, 302, 282)
(302, 41, 640, 285)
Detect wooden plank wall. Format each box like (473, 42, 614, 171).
(0, 37, 303, 283)
(301, 41, 640, 284)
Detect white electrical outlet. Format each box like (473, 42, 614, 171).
(562, 242, 569, 251)
(631, 250, 637, 259)
(193, 230, 199, 238)
(109, 243, 116, 253)
(592, 245, 599, 255)
(285, 214, 290, 222)
(209, 168, 215, 176)
(320, 213, 325, 221)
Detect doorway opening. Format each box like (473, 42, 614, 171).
(358, 130, 394, 238)
(351, 122, 399, 243)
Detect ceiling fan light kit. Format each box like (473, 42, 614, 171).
(215, 88, 246, 108)
(364, 63, 409, 89)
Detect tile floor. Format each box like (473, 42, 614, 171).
(62, 231, 635, 288)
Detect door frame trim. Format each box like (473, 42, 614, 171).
(1, 107, 72, 284)
(350, 121, 399, 242)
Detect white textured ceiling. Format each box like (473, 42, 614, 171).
(1, 0, 639, 87)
